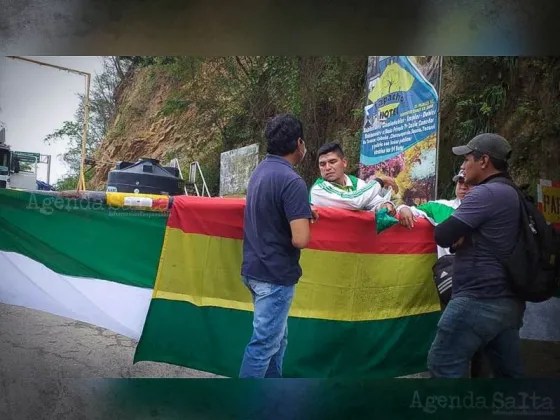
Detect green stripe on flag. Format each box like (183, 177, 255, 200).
(134, 298, 440, 378)
(0, 189, 168, 289)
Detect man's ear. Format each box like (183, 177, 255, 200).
(342, 157, 348, 168)
(480, 155, 489, 169)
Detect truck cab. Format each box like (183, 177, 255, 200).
(0, 146, 12, 189)
(0, 146, 38, 190)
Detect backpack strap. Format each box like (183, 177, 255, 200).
(486, 175, 532, 203)
(480, 176, 522, 263)
(485, 175, 517, 189)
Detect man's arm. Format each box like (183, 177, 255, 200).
(309, 179, 384, 210)
(434, 186, 494, 248)
(369, 187, 396, 214)
(283, 178, 314, 249)
(396, 205, 426, 229)
(397, 204, 429, 219)
(289, 219, 311, 249)
(434, 216, 472, 248)
(397, 200, 458, 229)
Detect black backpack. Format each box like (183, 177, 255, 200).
(487, 177, 560, 302)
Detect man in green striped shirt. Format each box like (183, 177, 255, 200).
(309, 142, 399, 213)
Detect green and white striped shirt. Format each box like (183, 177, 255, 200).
(309, 174, 393, 211)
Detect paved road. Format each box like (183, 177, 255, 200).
(0, 303, 218, 380)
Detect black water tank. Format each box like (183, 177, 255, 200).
(106, 158, 184, 195)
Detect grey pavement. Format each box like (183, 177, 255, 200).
(0, 303, 219, 380)
(0, 302, 225, 419)
(520, 299, 560, 342)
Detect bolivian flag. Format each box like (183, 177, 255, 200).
(134, 196, 441, 378)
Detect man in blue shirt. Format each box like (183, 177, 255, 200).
(428, 133, 526, 378)
(239, 113, 318, 378)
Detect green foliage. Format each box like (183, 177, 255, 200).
(121, 56, 176, 67)
(44, 119, 98, 174)
(142, 69, 158, 95)
(438, 57, 515, 197)
(160, 57, 202, 82)
(128, 56, 202, 83)
(113, 118, 126, 137)
(455, 84, 506, 140)
(54, 175, 80, 191)
(438, 56, 560, 197)
(54, 169, 94, 191)
(160, 96, 192, 117)
(222, 114, 254, 151)
(197, 153, 221, 196)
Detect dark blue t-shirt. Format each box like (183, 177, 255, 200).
(241, 154, 313, 286)
(452, 181, 520, 299)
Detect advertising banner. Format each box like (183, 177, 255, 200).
(537, 179, 560, 229)
(359, 56, 443, 206)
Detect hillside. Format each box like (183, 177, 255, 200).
(86, 56, 560, 197)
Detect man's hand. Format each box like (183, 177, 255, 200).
(310, 206, 319, 224)
(379, 202, 396, 217)
(377, 176, 399, 194)
(398, 207, 416, 230)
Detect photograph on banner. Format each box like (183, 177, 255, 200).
(359, 56, 442, 206)
(537, 179, 560, 229)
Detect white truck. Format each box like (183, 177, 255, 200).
(0, 128, 40, 190)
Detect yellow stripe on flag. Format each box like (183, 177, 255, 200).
(152, 228, 441, 322)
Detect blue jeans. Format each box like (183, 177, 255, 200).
(239, 276, 295, 378)
(427, 296, 525, 378)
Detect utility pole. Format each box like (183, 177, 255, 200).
(6, 56, 92, 191)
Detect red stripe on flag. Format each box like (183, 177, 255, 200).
(169, 196, 245, 239)
(168, 196, 436, 255)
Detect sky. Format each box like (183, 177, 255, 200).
(0, 56, 104, 184)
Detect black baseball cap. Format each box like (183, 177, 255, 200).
(452, 133, 512, 161)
